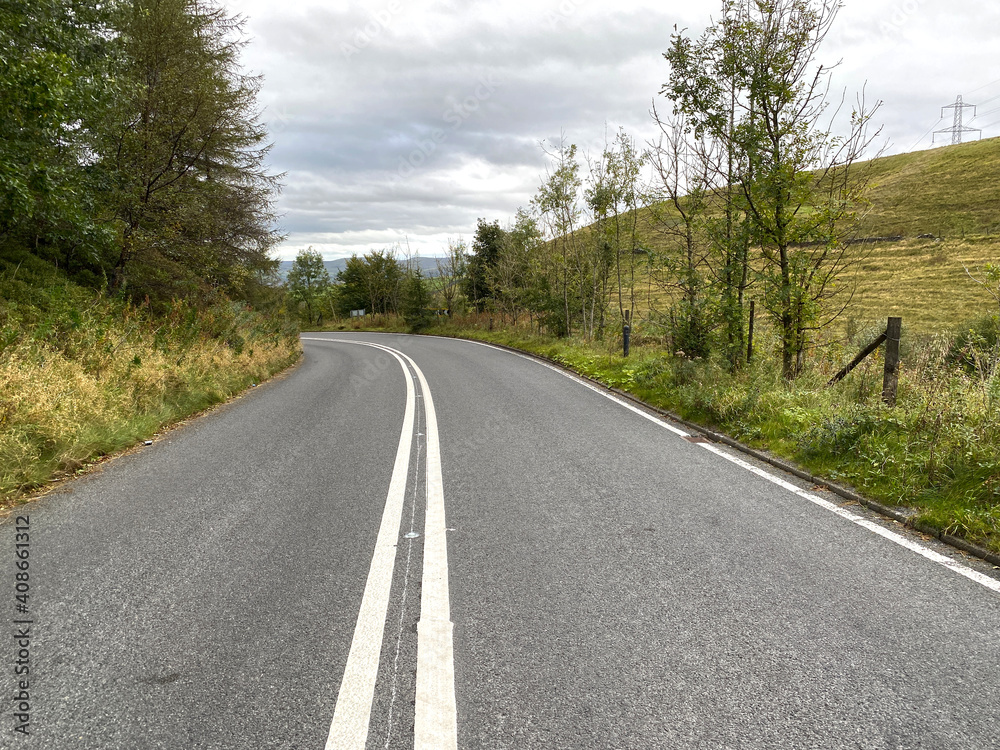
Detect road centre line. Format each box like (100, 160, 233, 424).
(306, 337, 458, 749)
(322, 342, 415, 750)
(456, 337, 1000, 596)
(357, 341, 457, 750)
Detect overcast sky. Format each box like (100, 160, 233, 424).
(223, 0, 1000, 261)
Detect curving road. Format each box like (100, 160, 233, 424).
(3, 332, 1000, 749)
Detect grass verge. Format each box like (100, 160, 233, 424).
(0, 258, 300, 509)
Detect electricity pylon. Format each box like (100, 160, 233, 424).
(934, 95, 981, 144)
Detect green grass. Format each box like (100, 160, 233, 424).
(859, 137, 1000, 239)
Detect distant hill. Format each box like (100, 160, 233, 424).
(277, 256, 445, 282)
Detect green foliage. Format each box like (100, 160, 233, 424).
(334, 250, 403, 317)
(287, 248, 330, 325)
(663, 0, 879, 378)
(401, 269, 432, 331)
(0, 0, 281, 311)
(463, 219, 506, 311)
(0, 0, 119, 279)
(104, 0, 281, 304)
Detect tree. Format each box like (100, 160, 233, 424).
(401, 268, 432, 330)
(488, 208, 541, 326)
(0, 0, 119, 281)
(665, 0, 881, 377)
(287, 248, 330, 325)
(463, 219, 505, 312)
(588, 127, 647, 340)
(647, 110, 715, 359)
(532, 137, 583, 337)
(104, 0, 281, 304)
(335, 250, 403, 316)
(434, 238, 468, 315)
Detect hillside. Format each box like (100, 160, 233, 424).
(621, 138, 1000, 333)
(859, 137, 1000, 238)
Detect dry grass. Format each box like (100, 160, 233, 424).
(0, 269, 300, 506)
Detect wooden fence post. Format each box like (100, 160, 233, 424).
(623, 309, 631, 358)
(882, 317, 902, 406)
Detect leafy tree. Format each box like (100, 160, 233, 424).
(434, 238, 468, 315)
(665, 0, 881, 377)
(0, 0, 119, 281)
(335, 250, 403, 316)
(463, 219, 505, 312)
(401, 268, 432, 330)
(488, 208, 541, 326)
(647, 112, 714, 359)
(532, 138, 583, 336)
(287, 248, 330, 325)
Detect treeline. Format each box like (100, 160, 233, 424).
(287, 248, 433, 328)
(0, 0, 281, 308)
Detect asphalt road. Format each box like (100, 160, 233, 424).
(3, 332, 999, 749)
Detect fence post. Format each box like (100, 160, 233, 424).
(746, 300, 755, 364)
(882, 317, 902, 406)
(623, 309, 631, 358)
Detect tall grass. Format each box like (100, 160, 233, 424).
(0, 260, 300, 505)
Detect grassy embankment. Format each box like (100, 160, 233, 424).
(0, 252, 300, 509)
(326, 139, 1000, 555)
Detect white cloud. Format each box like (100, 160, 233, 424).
(225, 0, 1000, 260)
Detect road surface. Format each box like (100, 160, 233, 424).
(3, 332, 999, 749)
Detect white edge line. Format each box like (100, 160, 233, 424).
(697, 442, 1000, 595)
(324, 342, 414, 750)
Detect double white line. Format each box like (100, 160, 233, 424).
(309, 339, 457, 750)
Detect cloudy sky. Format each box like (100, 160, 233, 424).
(223, 0, 1000, 261)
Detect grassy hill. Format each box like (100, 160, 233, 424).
(859, 137, 1000, 239)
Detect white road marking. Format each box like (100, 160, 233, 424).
(697, 443, 1000, 595)
(452, 337, 1000, 596)
(306, 336, 458, 749)
(322, 342, 415, 750)
(359, 341, 457, 750)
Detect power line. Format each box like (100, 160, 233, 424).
(970, 108, 1000, 122)
(908, 117, 943, 151)
(966, 77, 1000, 95)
